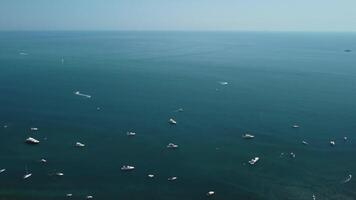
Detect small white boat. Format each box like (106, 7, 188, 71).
(302, 141, 309, 145)
(23, 173, 32, 179)
(66, 193, 73, 197)
(168, 176, 177, 181)
(169, 118, 177, 125)
(176, 108, 184, 112)
(3, 125, 8, 128)
(126, 132, 136, 136)
(330, 140, 336, 146)
(290, 152, 296, 158)
(344, 137, 348, 141)
(312, 194, 316, 200)
(0, 169, 6, 173)
(40, 158, 47, 163)
(25, 137, 40, 144)
(167, 143, 179, 149)
(75, 142, 85, 147)
(148, 174, 155, 178)
(242, 133, 255, 139)
(206, 191, 215, 196)
(343, 174, 352, 183)
(55, 172, 64, 176)
(219, 81, 228, 85)
(292, 124, 300, 128)
(30, 127, 39, 131)
(121, 165, 135, 171)
(86, 195, 93, 199)
(248, 157, 259, 165)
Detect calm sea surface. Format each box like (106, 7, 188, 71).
(0, 31, 356, 200)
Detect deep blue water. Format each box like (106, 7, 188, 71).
(0, 31, 356, 200)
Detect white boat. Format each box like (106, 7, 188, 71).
(290, 152, 296, 158)
(168, 176, 177, 181)
(242, 133, 255, 139)
(0, 169, 5, 173)
(169, 118, 177, 125)
(330, 140, 336, 146)
(292, 124, 300, 128)
(148, 174, 155, 178)
(248, 157, 260, 165)
(86, 195, 93, 199)
(66, 193, 73, 197)
(206, 191, 215, 196)
(344, 137, 348, 141)
(25, 137, 40, 144)
(121, 165, 135, 171)
(302, 141, 309, 145)
(23, 173, 32, 179)
(55, 172, 64, 176)
(74, 91, 91, 98)
(176, 108, 184, 112)
(312, 194, 316, 200)
(219, 81, 229, 85)
(30, 127, 39, 131)
(126, 132, 136, 136)
(167, 143, 179, 149)
(40, 158, 47, 163)
(343, 174, 352, 183)
(75, 142, 85, 147)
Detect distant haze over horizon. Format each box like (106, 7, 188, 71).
(0, 0, 356, 32)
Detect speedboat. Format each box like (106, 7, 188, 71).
(74, 91, 91, 98)
(75, 142, 85, 147)
(168, 176, 177, 181)
(343, 174, 352, 183)
(167, 143, 179, 149)
(242, 133, 255, 139)
(66, 194, 73, 197)
(23, 173, 32, 179)
(330, 140, 336, 146)
(344, 137, 348, 141)
(290, 152, 296, 158)
(148, 174, 155, 178)
(25, 137, 40, 144)
(121, 165, 135, 171)
(219, 81, 228, 85)
(126, 132, 136, 136)
(302, 141, 309, 145)
(55, 172, 64, 176)
(292, 124, 299, 128)
(30, 127, 39, 131)
(169, 118, 177, 125)
(86, 195, 93, 199)
(206, 191, 215, 196)
(248, 157, 259, 165)
(0, 169, 5, 173)
(40, 158, 47, 163)
(176, 108, 184, 112)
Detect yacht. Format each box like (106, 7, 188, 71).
(75, 142, 85, 147)
(167, 143, 179, 149)
(248, 157, 260, 165)
(169, 118, 177, 125)
(242, 133, 255, 139)
(121, 165, 135, 171)
(25, 137, 40, 144)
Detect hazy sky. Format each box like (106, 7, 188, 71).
(0, 0, 355, 31)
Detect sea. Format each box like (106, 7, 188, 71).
(0, 31, 355, 200)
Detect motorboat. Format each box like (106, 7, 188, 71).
(248, 157, 259, 165)
(330, 140, 336, 146)
(55, 172, 64, 176)
(169, 118, 177, 125)
(167, 143, 179, 149)
(168, 176, 177, 181)
(302, 141, 309, 145)
(242, 133, 255, 139)
(148, 174, 155, 178)
(0, 169, 5, 173)
(30, 127, 39, 131)
(121, 165, 135, 171)
(40, 158, 47, 163)
(75, 142, 85, 147)
(292, 124, 299, 128)
(25, 137, 40, 144)
(206, 191, 215, 196)
(23, 173, 32, 179)
(126, 132, 136, 136)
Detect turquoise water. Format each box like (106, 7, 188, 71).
(0, 31, 356, 200)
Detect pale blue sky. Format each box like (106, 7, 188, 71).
(0, 0, 355, 31)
